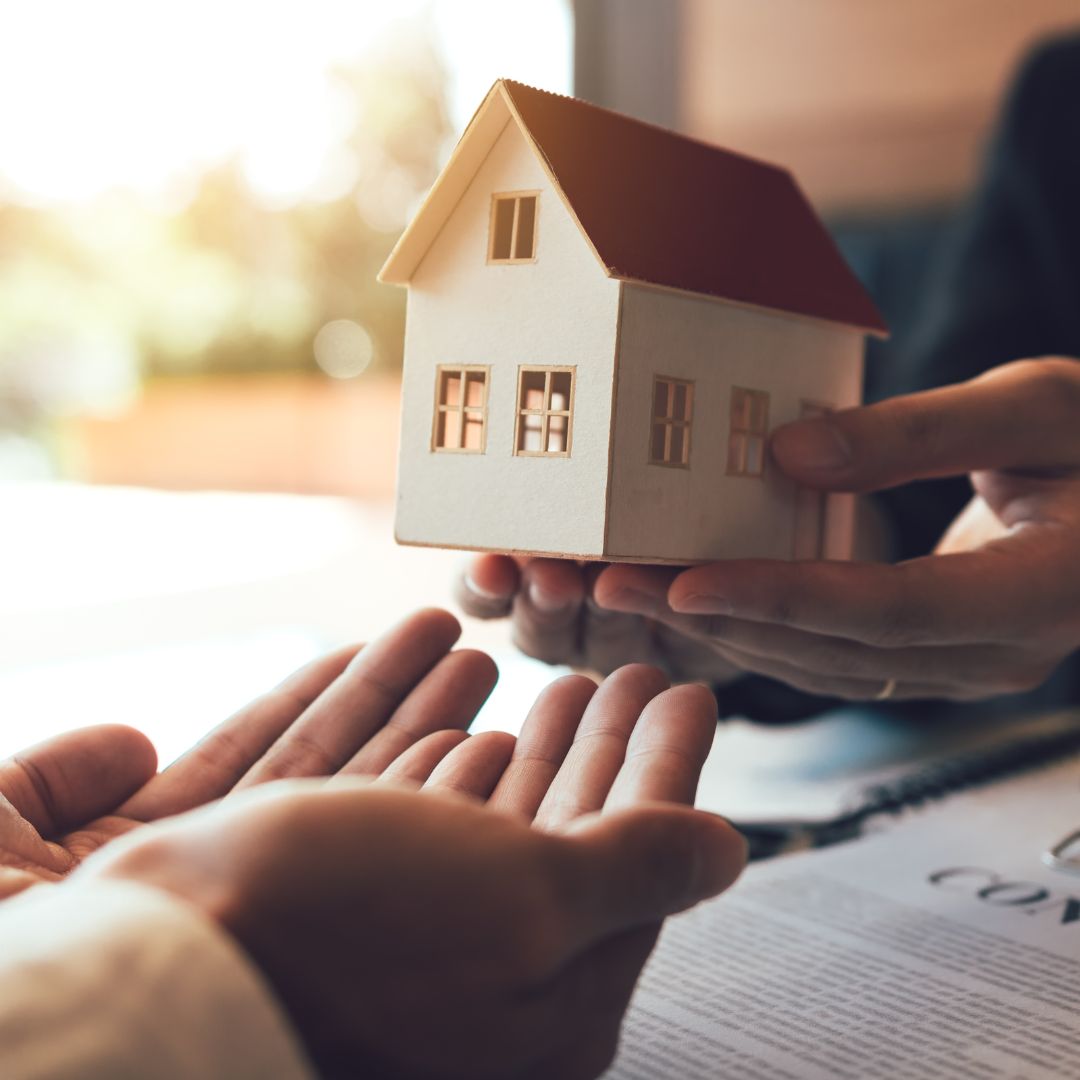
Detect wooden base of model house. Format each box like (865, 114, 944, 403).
(380, 80, 885, 565)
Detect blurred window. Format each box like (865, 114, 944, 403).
(433, 366, 489, 452)
(515, 366, 574, 455)
(649, 376, 694, 467)
(727, 387, 769, 476)
(489, 193, 539, 262)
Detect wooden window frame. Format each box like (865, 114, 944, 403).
(431, 365, 490, 453)
(514, 365, 575, 457)
(726, 386, 770, 477)
(487, 191, 540, 265)
(648, 375, 694, 468)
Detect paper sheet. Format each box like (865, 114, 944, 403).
(608, 759, 1080, 1079)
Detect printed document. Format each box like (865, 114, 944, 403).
(608, 760, 1080, 1079)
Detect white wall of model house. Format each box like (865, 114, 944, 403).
(606, 283, 864, 562)
(394, 118, 620, 557)
(394, 112, 866, 563)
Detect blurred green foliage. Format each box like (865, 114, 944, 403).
(0, 24, 450, 436)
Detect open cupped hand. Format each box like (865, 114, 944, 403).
(83, 663, 743, 1080)
(0, 608, 497, 897)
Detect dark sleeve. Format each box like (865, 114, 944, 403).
(724, 35, 1080, 721)
(882, 32, 1080, 559)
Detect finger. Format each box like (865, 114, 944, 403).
(2, 726, 157, 839)
(423, 731, 518, 800)
(119, 644, 361, 820)
(556, 805, 746, 945)
(234, 609, 463, 789)
(593, 564, 681, 614)
(601, 580, 1030, 690)
(338, 649, 498, 776)
(664, 529, 1077, 648)
(577, 560, 663, 675)
(0, 867, 50, 900)
(374, 730, 471, 786)
(510, 559, 588, 666)
(709, 642, 960, 702)
(592, 565, 747, 683)
(604, 684, 717, 811)
(487, 675, 598, 820)
(535, 665, 669, 831)
(769, 358, 1080, 493)
(455, 554, 520, 619)
(595, 579, 962, 697)
(653, 620, 746, 685)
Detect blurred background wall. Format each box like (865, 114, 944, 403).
(2, 0, 1078, 499)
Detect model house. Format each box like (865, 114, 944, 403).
(379, 79, 886, 563)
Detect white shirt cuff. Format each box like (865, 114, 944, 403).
(0, 877, 314, 1079)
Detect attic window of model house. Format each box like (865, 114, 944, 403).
(727, 387, 769, 476)
(489, 193, 538, 262)
(432, 366, 488, 452)
(516, 367, 574, 456)
(649, 376, 694, 467)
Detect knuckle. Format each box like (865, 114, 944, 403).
(998, 357, 1080, 429)
(761, 591, 797, 628)
(10, 753, 56, 827)
(889, 399, 949, 459)
(1026, 355, 1080, 393)
(1036, 360, 1080, 427)
(255, 732, 335, 781)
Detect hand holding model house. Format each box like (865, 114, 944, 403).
(405, 83, 1080, 705)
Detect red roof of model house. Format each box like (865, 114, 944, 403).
(382, 80, 887, 336)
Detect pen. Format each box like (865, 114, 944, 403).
(1044, 828, 1080, 875)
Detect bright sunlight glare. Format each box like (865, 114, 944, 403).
(0, 0, 572, 208)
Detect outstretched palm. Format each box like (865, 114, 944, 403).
(0, 609, 498, 896)
(0, 607, 722, 901)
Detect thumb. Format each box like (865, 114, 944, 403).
(0, 725, 158, 839)
(769, 358, 1080, 493)
(557, 805, 746, 945)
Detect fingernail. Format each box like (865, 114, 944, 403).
(601, 587, 660, 614)
(771, 420, 851, 471)
(528, 580, 570, 614)
(671, 593, 733, 615)
(464, 573, 506, 601)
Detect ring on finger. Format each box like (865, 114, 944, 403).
(874, 677, 898, 701)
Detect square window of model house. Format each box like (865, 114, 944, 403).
(516, 367, 574, 455)
(649, 376, 694, 467)
(432, 366, 488, 452)
(727, 387, 769, 476)
(489, 193, 538, 262)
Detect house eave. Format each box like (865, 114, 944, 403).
(613, 275, 889, 340)
(377, 82, 515, 286)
